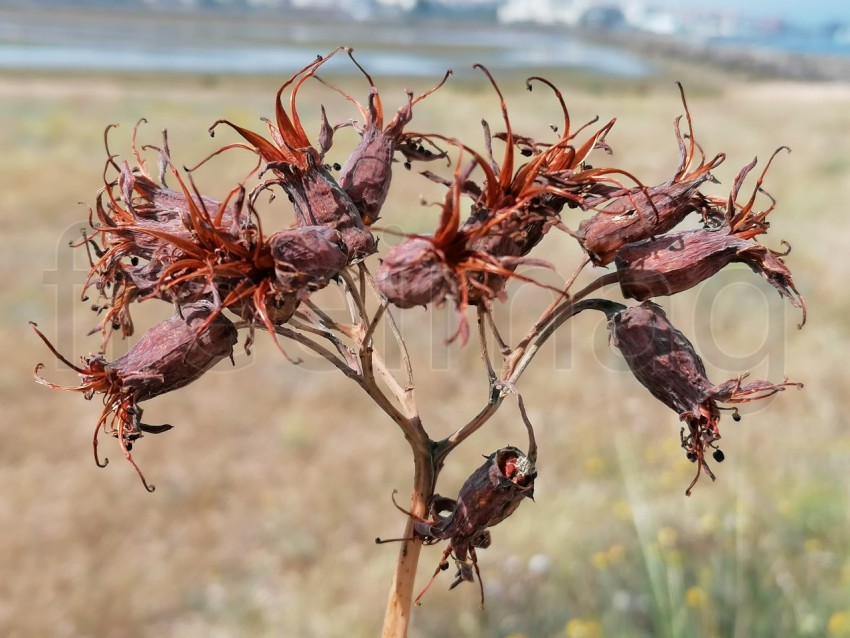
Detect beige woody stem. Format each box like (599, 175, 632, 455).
(381, 440, 435, 638)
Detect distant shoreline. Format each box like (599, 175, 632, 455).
(2, 5, 850, 83)
(579, 27, 850, 83)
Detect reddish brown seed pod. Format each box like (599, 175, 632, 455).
(574, 84, 725, 265)
(374, 171, 550, 343)
(606, 300, 801, 494)
(374, 237, 452, 309)
(269, 225, 348, 294)
(326, 49, 452, 224)
(614, 147, 805, 326)
(615, 227, 805, 323)
(388, 397, 538, 607)
(209, 49, 377, 262)
(31, 302, 238, 491)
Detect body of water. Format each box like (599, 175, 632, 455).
(0, 10, 651, 78)
(2, 7, 849, 80)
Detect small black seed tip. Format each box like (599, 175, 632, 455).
(713, 449, 725, 463)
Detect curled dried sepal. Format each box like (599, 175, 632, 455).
(608, 301, 801, 494)
(30, 303, 237, 491)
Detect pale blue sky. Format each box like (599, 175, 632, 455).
(651, 0, 849, 26)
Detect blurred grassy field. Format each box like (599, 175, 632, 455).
(2, 56, 849, 638)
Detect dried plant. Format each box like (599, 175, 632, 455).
(31, 51, 804, 637)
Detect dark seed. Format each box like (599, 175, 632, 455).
(404, 162, 412, 170)
(687, 452, 698, 463)
(333, 162, 341, 171)
(732, 412, 742, 422)
(713, 449, 725, 463)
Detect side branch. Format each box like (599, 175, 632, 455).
(434, 271, 621, 460)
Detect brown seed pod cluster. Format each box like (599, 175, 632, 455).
(32, 48, 804, 595)
(33, 49, 451, 487)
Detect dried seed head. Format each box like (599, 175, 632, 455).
(615, 149, 805, 326)
(450, 446, 536, 535)
(575, 84, 724, 265)
(615, 228, 805, 326)
(32, 303, 237, 491)
(608, 301, 801, 494)
(334, 53, 452, 223)
(273, 163, 375, 253)
(375, 237, 452, 309)
(270, 225, 348, 293)
(576, 181, 717, 266)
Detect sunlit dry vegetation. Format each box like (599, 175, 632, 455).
(2, 58, 849, 637)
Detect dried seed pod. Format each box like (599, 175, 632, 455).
(269, 225, 348, 294)
(607, 301, 801, 494)
(31, 302, 238, 491)
(274, 161, 376, 262)
(374, 237, 452, 309)
(575, 180, 717, 266)
(209, 49, 377, 262)
(390, 396, 538, 607)
(375, 151, 560, 343)
(614, 147, 805, 325)
(329, 49, 452, 224)
(575, 84, 725, 265)
(615, 227, 805, 323)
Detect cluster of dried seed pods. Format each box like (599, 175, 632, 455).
(33, 49, 449, 488)
(32, 50, 803, 609)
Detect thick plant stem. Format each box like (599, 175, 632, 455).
(381, 444, 436, 638)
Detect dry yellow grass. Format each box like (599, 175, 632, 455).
(1, 62, 848, 638)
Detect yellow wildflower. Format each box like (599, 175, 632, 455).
(685, 586, 708, 609)
(828, 611, 850, 637)
(565, 618, 603, 638)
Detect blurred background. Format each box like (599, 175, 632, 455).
(2, 1, 849, 637)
